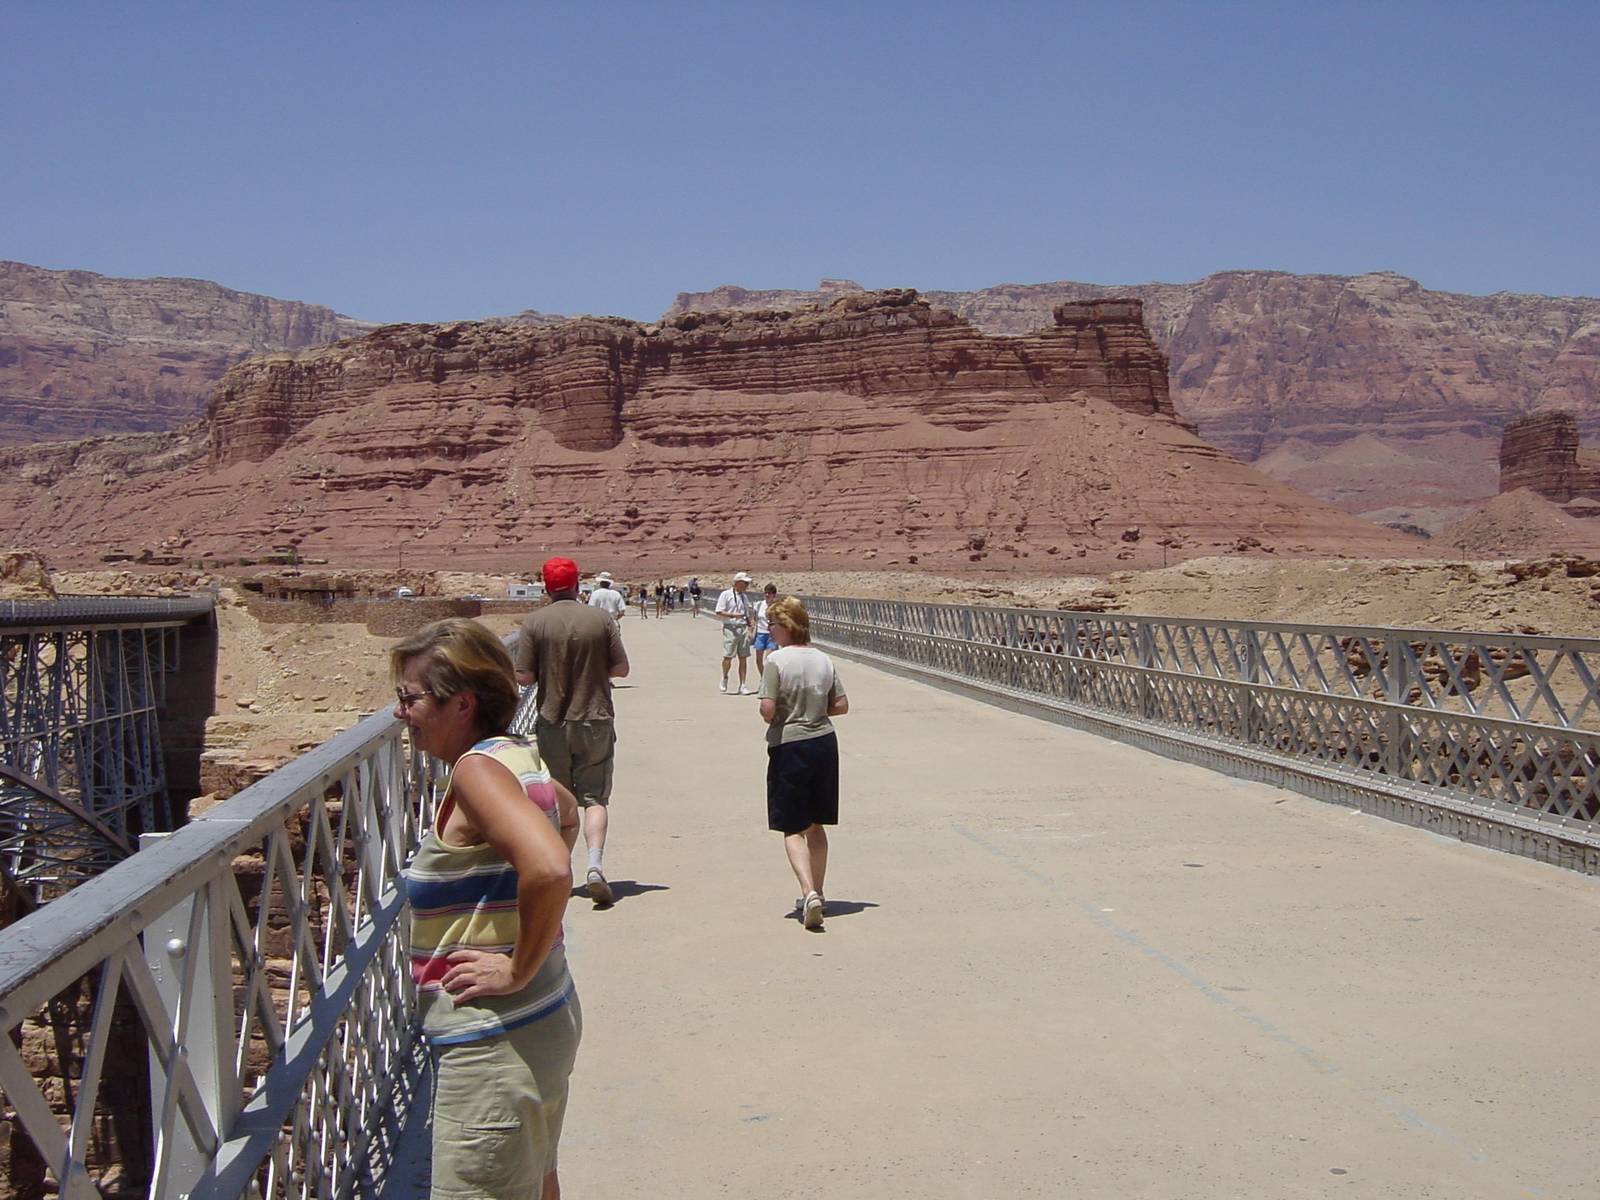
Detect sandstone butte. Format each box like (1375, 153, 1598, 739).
(1499, 410, 1600, 509)
(0, 260, 371, 444)
(0, 290, 1420, 572)
(10, 259, 1600, 537)
(670, 273, 1600, 528)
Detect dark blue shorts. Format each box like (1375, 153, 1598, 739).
(766, 732, 839, 834)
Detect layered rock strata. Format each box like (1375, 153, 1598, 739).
(1499, 411, 1600, 508)
(0, 261, 371, 444)
(0, 290, 1419, 571)
(208, 290, 1182, 465)
(670, 273, 1600, 525)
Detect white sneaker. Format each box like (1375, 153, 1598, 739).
(738, 685, 753, 695)
(719, 678, 728, 693)
(802, 891, 824, 930)
(586, 868, 613, 906)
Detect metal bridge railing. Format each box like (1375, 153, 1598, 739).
(804, 598, 1600, 864)
(0, 704, 438, 1199)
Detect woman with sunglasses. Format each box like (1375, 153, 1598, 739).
(392, 618, 582, 1200)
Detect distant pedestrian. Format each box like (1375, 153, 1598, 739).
(589, 572, 626, 621)
(653, 579, 665, 618)
(753, 582, 779, 674)
(714, 571, 757, 693)
(757, 597, 848, 931)
(637, 583, 650, 619)
(688, 577, 701, 618)
(515, 557, 631, 907)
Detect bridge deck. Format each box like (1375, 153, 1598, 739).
(401, 608, 1598, 1199)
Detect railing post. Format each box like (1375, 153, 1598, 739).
(1244, 631, 1264, 746)
(1137, 622, 1154, 719)
(141, 836, 234, 1200)
(1384, 638, 1412, 779)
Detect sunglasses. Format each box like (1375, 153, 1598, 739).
(394, 687, 432, 709)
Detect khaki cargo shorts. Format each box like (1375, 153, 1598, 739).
(722, 622, 753, 658)
(534, 717, 616, 807)
(429, 997, 583, 1197)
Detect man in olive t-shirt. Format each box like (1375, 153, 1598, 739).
(515, 556, 629, 905)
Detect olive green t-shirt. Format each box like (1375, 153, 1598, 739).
(758, 645, 846, 747)
(514, 599, 627, 722)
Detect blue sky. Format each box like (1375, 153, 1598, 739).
(3, 2, 1595, 323)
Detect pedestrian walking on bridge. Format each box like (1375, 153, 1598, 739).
(515, 557, 630, 907)
(757, 597, 848, 931)
(715, 571, 757, 693)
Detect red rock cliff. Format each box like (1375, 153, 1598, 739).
(0, 290, 1419, 572)
(207, 290, 1180, 466)
(0, 261, 371, 445)
(671, 272, 1600, 525)
(1499, 411, 1600, 504)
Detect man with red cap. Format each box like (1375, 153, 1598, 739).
(515, 557, 630, 905)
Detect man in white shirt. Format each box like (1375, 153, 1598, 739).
(589, 571, 627, 621)
(714, 571, 757, 694)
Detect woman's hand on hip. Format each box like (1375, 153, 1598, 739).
(442, 949, 523, 1002)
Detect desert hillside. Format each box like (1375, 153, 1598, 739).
(0, 291, 1420, 572)
(671, 272, 1600, 528)
(0, 260, 372, 444)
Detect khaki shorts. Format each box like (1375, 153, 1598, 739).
(535, 718, 615, 807)
(722, 622, 752, 658)
(429, 997, 583, 1198)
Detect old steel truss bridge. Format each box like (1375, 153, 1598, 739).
(0, 596, 216, 904)
(2, 602, 1598, 1198)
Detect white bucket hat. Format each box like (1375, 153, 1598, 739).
(733, 571, 753, 583)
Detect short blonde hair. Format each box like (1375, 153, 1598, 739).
(390, 618, 520, 734)
(765, 596, 810, 644)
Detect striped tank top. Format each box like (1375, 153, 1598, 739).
(405, 735, 574, 1046)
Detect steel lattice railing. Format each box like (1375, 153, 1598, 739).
(0, 706, 440, 1200)
(804, 598, 1600, 859)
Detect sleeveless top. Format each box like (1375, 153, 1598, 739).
(405, 735, 574, 1045)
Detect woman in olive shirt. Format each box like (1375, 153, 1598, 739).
(756, 597, 849, 931)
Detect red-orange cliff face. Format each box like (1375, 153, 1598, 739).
(206, 291, 1180, 464)
(670, 273, 1600, 531)
(0, 261, 371, 444)
(1, 291, 1418, 571)
(1499, 411, 1600, 508)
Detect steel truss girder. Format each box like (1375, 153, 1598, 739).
(1, 623, 180, 901)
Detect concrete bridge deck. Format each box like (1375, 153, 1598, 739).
(414, 608, 1599, 1199)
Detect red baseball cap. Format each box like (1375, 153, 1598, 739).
(541, 557, 579, 592)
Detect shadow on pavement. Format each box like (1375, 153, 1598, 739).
(569, 880, 671, 905)
(786, 898, 879, 921)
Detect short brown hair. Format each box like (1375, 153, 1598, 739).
(765, 596, 810, 644)
(390, 618, 520, 734)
